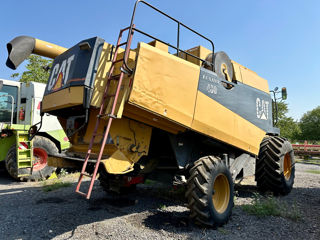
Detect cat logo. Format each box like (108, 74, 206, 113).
(47, 54, 75, 91)
(256, 98, 269, 120)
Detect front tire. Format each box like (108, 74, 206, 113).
(186, 156, 234, 227)
(256, 136, 295, 195)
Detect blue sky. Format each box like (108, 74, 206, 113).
(1, 0, 319, 120)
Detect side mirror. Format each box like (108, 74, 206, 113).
(281, 87, 287, 100)
(0, 80, 3, 90)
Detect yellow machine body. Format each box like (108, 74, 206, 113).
(37, 37, 272, 174)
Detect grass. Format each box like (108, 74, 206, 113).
(144, 179, 158, 185)
(42, 179, 72, 192)
(296, 158, 320, 165)
(217, 227, 229, 235)
(242, 193, 301, 221)
(159, 204, 167, 210)
(306, 170, 320, 174)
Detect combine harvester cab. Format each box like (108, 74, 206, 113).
(0, 79, 70, 181)
(6, 0, 295, 227)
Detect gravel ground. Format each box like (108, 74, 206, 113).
(0, 163, 319, 240)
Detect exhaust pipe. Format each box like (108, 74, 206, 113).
(6, 36, 67, 70)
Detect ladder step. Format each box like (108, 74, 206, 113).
(97, 114, 117, 119)
(108, 114, 117, 119)
(18, 174, 31, 177)
(75, 190, 88, 197)
(18, 159, 32, 162)
(93, 133, 104, 137)
(109, 74, 121, 80)
(75, 27, 134, 200)
(112, 58, 124, 64)
(81, 173, 92, 178)
(117, 42, 127, 47)
(18, 149, 31, 152)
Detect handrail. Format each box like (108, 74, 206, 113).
(122, 0, 215, 74)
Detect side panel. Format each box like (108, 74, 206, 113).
(90, 42, 113, 107)
(129, 42, 200, 128)
(46, 129, 70, 150)
(0, 135, 15, 161)
(192, 68, 270, 155)
(192, 92, 266, 155)
(231, 60, 270, 94)
(42, 86, 84, 112)
(44, 37, 105, 96)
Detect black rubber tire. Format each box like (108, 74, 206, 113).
(5, 145, 19, 180)
(5, 136, 57, 181)
(256, 136, 295, 195)
(204, 51, 234, 81)
(99, 168, 136, 195)
(186, 156, 234, 227)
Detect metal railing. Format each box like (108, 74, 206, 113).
(122, 0, 215, 74)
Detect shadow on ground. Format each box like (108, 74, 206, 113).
(0, 165, 319, 239)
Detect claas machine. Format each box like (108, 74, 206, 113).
(0, 79, 69, 181)
(5, 0, 294, 227)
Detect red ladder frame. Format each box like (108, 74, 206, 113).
(75, 27, 134, 199)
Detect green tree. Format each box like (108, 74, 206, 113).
(10, 55, 52, 83)
(276, 102, 300, 140)
(299, 106, 320, 141)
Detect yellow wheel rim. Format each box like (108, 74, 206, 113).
(283, 153, 292, 180)
(212, 173, 230, 214)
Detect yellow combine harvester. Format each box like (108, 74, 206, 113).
(6, 0, 294, 227)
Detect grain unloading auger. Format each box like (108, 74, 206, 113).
(6, 0, 295, 227)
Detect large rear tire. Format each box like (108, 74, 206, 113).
(186, 156, 234, 227)
(256, 136, 295, 195)
(5, 136, 57, 181)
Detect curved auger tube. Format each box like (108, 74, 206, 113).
(6, 36, 67, 70)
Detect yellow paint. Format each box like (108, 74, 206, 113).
(47, 157, 79, 168)
(130, 42, 200, 128)
(42, 86, 84, 112)
(212, 173, 230, 214)
(148, 40, 168, 52)
(101, 150, 134, 174)
(69, 143, 117, 157)
(90, 42, 114, 107)
(176, 44, 269, 93)
(192, 92, 266, 155)
(34, 39, 67, 59)
(179, 45, 212, 66)
(123, 103, 186, 134)
(113, 50, 136, 76)
(48, 172, 57, 179)
(52, 73, 63, 91)
(90, 41, 134, 118)
(231, 60, 269, 93)
(69, 115, 152, 174)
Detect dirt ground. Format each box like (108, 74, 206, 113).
(0, 163, 319, 240)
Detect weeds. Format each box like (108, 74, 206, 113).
(217, 227, 229, 235)
(296, 158, 320, 165)
(159, 204, 167, 210)
(306, 170, 320, 174)
(242, 193, 301, 221)
(42, 179, 72, 192)
(144, 179, 157, 185)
